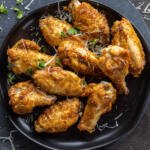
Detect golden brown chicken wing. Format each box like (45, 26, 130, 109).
(39, 16, 72, 46)
(78, 82, 116, 133)
(33, 67, 83, 96)
(35, 98, 81, 133)
(68, 0, 110, 44)
(111, 18, 146, 77)
(7, 39, 56, 75)
(98, 45, 130, 94)
(8, 81, 56, 115)
(58, 36, 102, 77)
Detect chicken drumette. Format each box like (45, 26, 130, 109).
(111, 18, 146, 77)
(78, 82, 116, 133)
(98, 45, 130, 94)
(7, 39, 56, 75)
(35, 98, 81, 133)
(33, 67, 83, 96)
(58, 36, 102, 77)
(39, 16, 72, 46)
(8, 81, 56, 115)
(68, 0, 110, 44)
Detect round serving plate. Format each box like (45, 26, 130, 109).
(0, 0, 150, 149)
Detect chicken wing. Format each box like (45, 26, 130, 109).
(33, 67, 83, 96)
(78, 82, 116, 133)
(7, 39, 56, 75)
(39, 16, 72, 46)
(8, 81, 56, 115)
(111, 18, 146, 77)
(68, 0, 110, 44)
(35, 98, 81, 133)
(58, 36, 102, 77)
(98, 45, 130, 94)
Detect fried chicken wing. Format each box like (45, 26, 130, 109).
(98, 45, 130, 94)
(35, 98, 81, 133)
(58, 36, 102, 77)
(7, 39, 56, 75)
(33, 67, 83, 96)
(68, 0, 110, 44)
(8, 81, 56, 115)
(39, 16, 72, 46)
(111, 18, 146, 77)
(78, 82, 116, 133)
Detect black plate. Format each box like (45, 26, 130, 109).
(0, 0, 150, 150)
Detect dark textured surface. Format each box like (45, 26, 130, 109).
(0, 0, 150, 150)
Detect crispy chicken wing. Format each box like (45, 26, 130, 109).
(39, 16, 72, 46)
(7, 39, 56, 75)
(68, 0, 110, 44)
(33, 67, 83, 96)
(8, 81, 56, 115)
(58, 36, 102, 77)
(78, 82, 116, 133)
(98, 45, 130, 94)
(111, 18, 146, 77)
(35, 98, 81, 133)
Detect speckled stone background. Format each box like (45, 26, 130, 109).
(0, 0, 150, 150)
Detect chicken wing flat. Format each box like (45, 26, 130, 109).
(39, 16, 72, 46)
(58, 36, 102, 77)
(78, 82, 116, 133)
(7, 39, 56, 75)
(35, 98, 81, 133)
(98, 45, 130, 94)
(8, 81, 56, 115)
(111, 18, 146, 77)
(33, 67, 83, 96)
(68, 0, 110, 44)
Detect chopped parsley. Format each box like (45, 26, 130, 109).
(67, 28, 78, 35)
(16, 0, 23, 5)
(26, 67, 33, 76)
(41, 46, 49, 53)
(38, 59, 46, 69)
(12, 7, 23, 19)
(0, 2, 8, 14)
(55, 58, 62, 67)
(89, 39, 99, 45)
(7, 73, 16, 85)
(60, 31, 67, 38)
(7, 63, 12, 70)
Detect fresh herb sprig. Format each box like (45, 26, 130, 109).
(12, 7, 23, 19)
(0, 2, 8, 14)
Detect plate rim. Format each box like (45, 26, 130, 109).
(1, 0, 150, 149)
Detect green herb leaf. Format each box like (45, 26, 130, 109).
(60, 32, 67, 38)
(7, 63, 12, 70)
(0, 2, 8, 14)
(38, 59, 46, 69)
(12, 7, 23, 19)
(89, 39, 99, 45)
(67, 28, 78, 35)
(7, 73, 16, 85)
(16, 0, 23, 5)
(26, 67, 33, 76)
(41, 46, 49, 53)
(55, 58, 62, 67)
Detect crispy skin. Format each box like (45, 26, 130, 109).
(98, 45, 130, 94)
(78, 82, 116, 133)
(8, 81, 56, 115)
(35, 98, 81, 133)
(33, 67, 83, 96)
(7, 39, 56, 75)
(111, 18, 146, 77)
(39, 16, 72, 46)
(58, 36, 102, 77)
(68, 0, 110, 44)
